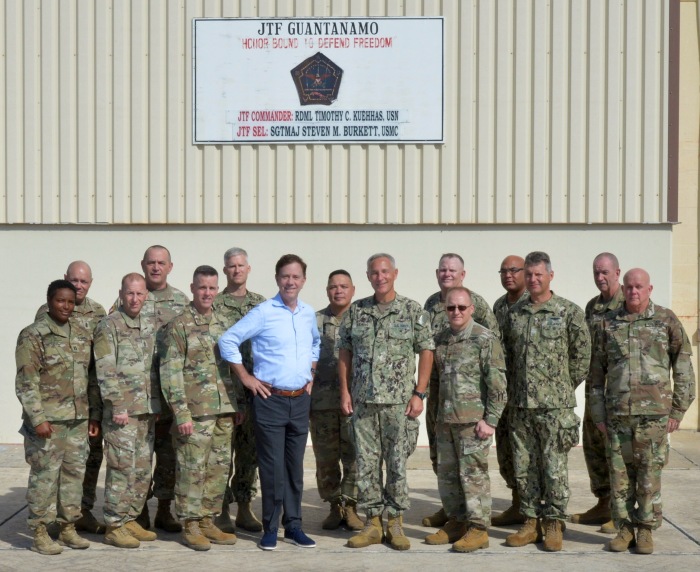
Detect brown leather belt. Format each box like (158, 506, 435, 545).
(262, 383, 306, 398)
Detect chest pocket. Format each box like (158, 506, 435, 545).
(389, 321, 412, 340)
(541, 317, 565, 339)
(44, 344, 69, 373)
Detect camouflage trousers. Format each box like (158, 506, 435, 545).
(582, 391, 611, 498)
(103, 414, 155, 526)
(352, 402, 419, 517)
(81, 432, 104, 510)
(310, 408, 358, 503)
(21, 419, 88, 530)
(436, 422, 492, 527)
(495, 404, 516, 489)
(605, 415, 668, 530)
(426, 375, 439, 474)
(151, 413, 176, 501)
(511, 407, 579, 520)
(173, 414, 234, 520)
(223, 411, 258, 505)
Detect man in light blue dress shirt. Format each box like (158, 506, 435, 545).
(219, 254, 320, 551)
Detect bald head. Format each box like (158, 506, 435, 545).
(64, 260, 94, 305)
(498, 255, 526, 298)
(622, 268, 652, 314)
(119, 273, 148, 319)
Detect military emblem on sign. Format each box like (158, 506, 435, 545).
(291, 52, 343, 106)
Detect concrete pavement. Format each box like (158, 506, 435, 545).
(1, 431, 698, 571)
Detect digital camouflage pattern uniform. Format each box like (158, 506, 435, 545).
(492, 291, 528, 491)
(211, 289, 265, 505)
(433, 321, 507, 527)
(16, 314, 93, 530)
(160, 304, 238, 520)
(95, 308, 160, 527)
(589, 301, 696, 529)
(502, 293, 590, 520)
(338, 294, 434, 517)
(310, 306, 357, 504)
(36, 297, 106, 512)
(582, 287, 625, 499)
(424, 290, 500, 473)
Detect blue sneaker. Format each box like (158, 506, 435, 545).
(284, 528, 316, 548)
(258, 530, 278, 551)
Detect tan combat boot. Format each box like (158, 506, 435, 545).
(154, 499, 182, 532)
(599, 519, 617, 534)
(182, 519, 211, 551)
(386, 514, 410, 551)
(124, 519, 157, 541)
(235, 501, 263, 532)
(542, 518, 563, 552)
(571, 495, 611, 525)
(635, 525, 653, 555)
(344, 501, 364, 531)
(75, 508, 106, 534)
(424, 518, 467, 545)
(104, 524, 140, 549)
(31, 523, 63, 555)
(347, 515, 384, 548)
(491, 490, 526, 526)
(199, 516, 237, 545)
(505, 517, 542, 547)
(421, 506, 448, 527)
(135, 501, 150, 530)
(452, 526, 489, 553)
(214, 502, 236, 533)
(607, 521, 635, 552)
(58, 523, 90, 549)
(322, 501, 344, 530)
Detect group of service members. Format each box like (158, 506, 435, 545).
(14, 246, 695, 557)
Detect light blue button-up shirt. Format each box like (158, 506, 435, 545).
(219, 293, 320, 390)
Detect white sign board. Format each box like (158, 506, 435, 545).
(192, 18, 444, 144)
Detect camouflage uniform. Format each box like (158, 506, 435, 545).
(424, 290, 499, 473)
(502, 293, 590, 520)
(160, 304, 238, 520)
(16, 314, 92, 529)
(36, 297, 106, 512)
(338, 294, 434, 517)
(492, 291, 528, 491)
(589, 301, 696, 529)
(310, 306, 358, 504)
(211, 290, 265, 504)
(433, 321, 507, 527)
(95, 308, 160, 526)
(582, 287, 625, 499)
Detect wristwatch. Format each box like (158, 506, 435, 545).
(412, 389, 426, 400)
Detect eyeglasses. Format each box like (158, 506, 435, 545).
(498, 267, 524, 275)
(446, 304, 472, 313)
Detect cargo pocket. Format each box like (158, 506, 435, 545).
(405, 416, 420, 457)
(558, 409, 581, 451)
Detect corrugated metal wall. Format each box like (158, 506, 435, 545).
(0, 0, 669, 225)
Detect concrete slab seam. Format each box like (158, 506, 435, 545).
(0, 505, 26, 528)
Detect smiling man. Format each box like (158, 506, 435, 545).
(501, 251, 590, 552)
(338, 253, 434, 551)
(219, 254, 320, 551)
(421, 253, 500, 529)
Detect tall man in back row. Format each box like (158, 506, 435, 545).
(502, 251, 590, 552)
(339, 253, 434, 551)
(589, 268, 695, 555)
(422, 253, 500, 529)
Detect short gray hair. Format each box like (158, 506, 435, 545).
(524, 251, 552, 273)
(223, 247, 249, 264)
(366, 253, 396, 271)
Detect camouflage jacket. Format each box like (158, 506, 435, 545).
(36, 296, 107, 421)
(338, 294, 434, 405)
(159, 304, 237, 425)
(588, 301, 696, 422)
(493, 291, 529, 336)
(94, 308, 160, 417)
(211, 289, 265, 374)
(585, 287, 625, 335)
(425, 289, 500, 393)
(502, 292, 591, 409)
(434, 321, 507, 426)
(15, 314, 92, 426)
(311, 305, 344, 411)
